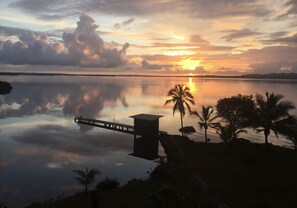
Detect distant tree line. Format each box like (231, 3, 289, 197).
(165, 84, 297, 149)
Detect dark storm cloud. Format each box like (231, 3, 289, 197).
(0, 14, 129, 67)
(10, 0, 271, 19)
(221, 29, 262, 41)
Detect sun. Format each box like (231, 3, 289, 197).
(180, 59, 201, 70)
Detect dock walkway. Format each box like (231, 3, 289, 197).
(74, 117, 135, 134)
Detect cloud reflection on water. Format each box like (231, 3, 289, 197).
(0, 75, 297, 207)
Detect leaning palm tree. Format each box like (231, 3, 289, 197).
(272, 115, 297, 150)
(191, 105, 219, 143)
(73, 167, 101, 193)
(253, 92, 295, 147)
(164, 84, 195, 135)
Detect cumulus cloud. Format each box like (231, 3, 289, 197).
(0, 14, 129, 67)
(221, 29, 262, 41)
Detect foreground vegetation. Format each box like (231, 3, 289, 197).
(25, 135, 297, 208)
(165, 84, 297, 148)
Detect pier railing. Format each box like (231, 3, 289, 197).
(74, 117, 135, 134)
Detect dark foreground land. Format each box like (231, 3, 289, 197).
(27, 135, 297, 208)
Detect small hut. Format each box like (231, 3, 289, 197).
(130, 114, 163, 138)
(129, 114, 163, 160)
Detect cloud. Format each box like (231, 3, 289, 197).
(282, 0, 297, 16)
(113, 18, 135, 31)
(0, 79, 128, 132)
(0, 14, 129, 67)
(10, 0, 82, 20)
(194, 66, 209, 74)
(241, 45, 297, 73)
(141, 59, 173, 70)
(150, 34, 234, 52)
(221, 29, 262, 41)
(262, 33, 297, 45)
(189, 35, 209, 45)
(9, 0, 271, 20)
(13, 125, 132, 158)
(0, 26, 36, 38)
(269, 31, 289, 39)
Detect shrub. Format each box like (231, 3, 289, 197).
(96, 177, 119, 190)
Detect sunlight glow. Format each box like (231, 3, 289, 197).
(180, 59, 201, 70)
(164, 51, 195, 56)
(188, 77, 197, 93)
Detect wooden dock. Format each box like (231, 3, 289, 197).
(74, 117, 135, 134)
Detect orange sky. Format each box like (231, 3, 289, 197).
(0, 0, 297, 75)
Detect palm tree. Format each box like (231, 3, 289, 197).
(253, 92, 295, 146)
(216, 125, 247, 143)
(73, 167, 101, 193)
(191, 105, 219, 143)
(272, 115, 297, 150)
(164, 84, 195, 135)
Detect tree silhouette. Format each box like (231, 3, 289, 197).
(216, 125, 247, 143)
(253, 92, 295, 146)
(216, 94, 255, 140)
(73, 167, 101, 193)
(164, 84, 195, 135)
(191, 105, 219, 143)
(265, 115, 297, 149)
(0, 81, 12, 95)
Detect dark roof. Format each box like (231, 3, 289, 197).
(179, 126, 196, 133)
(130, 114, 163, 121)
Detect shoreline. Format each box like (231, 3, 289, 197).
(1, 72, 297, 80)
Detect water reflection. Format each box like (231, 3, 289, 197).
(131, 136, 159, 160)
(0, 75, 297, 207)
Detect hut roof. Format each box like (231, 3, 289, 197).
(130, 114, 163, 121)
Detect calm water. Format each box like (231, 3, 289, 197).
(0, 75, 297, 207)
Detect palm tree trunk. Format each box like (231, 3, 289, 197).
(264, 132, 268, 147)
(180, 112, 184, 136)
(85, 184, 88, 193)
(204, 128, 208, 143)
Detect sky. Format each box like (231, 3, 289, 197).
(0, 0, 297, 75)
